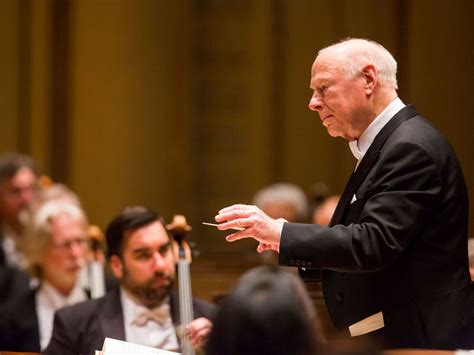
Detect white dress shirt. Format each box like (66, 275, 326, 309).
(1, 224, 28, 268)
(120, 287, 180, 351)
(36, 280, 87, 350)
(349, 97, 406, 168)
(346, 97, 405, 335)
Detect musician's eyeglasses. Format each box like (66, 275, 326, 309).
(51, 237, 89, 252)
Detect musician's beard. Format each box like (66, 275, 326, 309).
(121, 267, 175, 308)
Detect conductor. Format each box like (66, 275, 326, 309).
(215, 38, 472, 350)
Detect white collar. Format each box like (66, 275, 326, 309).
(120, 286, 170, 326)
(38, 279, 87, 309)
(349, 97, 405, 163)
(36, 280, 87, 350)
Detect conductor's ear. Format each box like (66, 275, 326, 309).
(110, 255, 124, 280)
(361, 64, 377, 95)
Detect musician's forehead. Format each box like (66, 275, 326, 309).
(124, 221, 169, 250)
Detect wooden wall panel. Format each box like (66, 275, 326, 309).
(0, 0, 22, 152)
(406, 0, 474, 237)
(187, 0, 275, 253)
(29, 0, 54, 173)
(67, 0, 194, 229)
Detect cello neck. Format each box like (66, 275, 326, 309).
(166, 215, 195, 355)
(178, 257, 195, 355)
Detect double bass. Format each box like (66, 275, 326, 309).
(166, 215, 195, 355)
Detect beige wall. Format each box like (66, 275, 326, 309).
(1, 0, 473, 299)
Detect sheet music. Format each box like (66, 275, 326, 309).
(98, 337, 180, 354)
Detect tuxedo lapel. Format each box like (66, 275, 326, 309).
(330, 105, 418, 226)
(98, 288, 126, 341)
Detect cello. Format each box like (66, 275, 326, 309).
(166, 215, 195, 355)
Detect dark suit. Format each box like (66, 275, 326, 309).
(0, 288, 40, 352)
(0, 285, 96, 352)
(279, 105, 472, 349)
(44, 287, 216, 355)
(0, 266, 30, 309)
(0, 265, 33, 350)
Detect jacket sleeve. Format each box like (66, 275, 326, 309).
(279, 140, 442, 272)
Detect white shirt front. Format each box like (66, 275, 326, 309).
(349, 97, 406, 168)
(1, 224, 28, 269)
(36, 280, 87, 350)
(346, 97, 406, 334)
(120, 287, 180, 352)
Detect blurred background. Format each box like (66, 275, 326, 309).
(1, 0, 473, 302)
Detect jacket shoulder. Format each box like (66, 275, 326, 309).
(55, 294, 106, 327)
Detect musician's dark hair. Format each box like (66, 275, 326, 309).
(0, 152, 40, 185)
(105, 206, 165, 258)
(206, 265, 326, 355)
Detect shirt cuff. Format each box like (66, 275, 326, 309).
(277, 218, 287, 253)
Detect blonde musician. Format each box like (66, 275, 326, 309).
(45, 206, 215, 354)
(0, 200, 90, 352)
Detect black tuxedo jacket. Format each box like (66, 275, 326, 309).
(279, 105, 473, 349)
(44, 287, 216, 355)
(0, 281, 118, 352)
(0, 265, 30, 309)
(0, 287, 40, 352)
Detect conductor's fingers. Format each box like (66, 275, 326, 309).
(218, 204, 251, 214)
(225, 231, 253, 242)
(217, 216, 254, 231)
(257, 243, 278, 253)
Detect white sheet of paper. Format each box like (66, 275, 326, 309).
(101, 337, 180, 354)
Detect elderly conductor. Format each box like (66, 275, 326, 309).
(215, 38, 472, 350)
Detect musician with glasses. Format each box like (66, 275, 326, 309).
(0, 200, 90, 352)
(45, 205, 215, 355)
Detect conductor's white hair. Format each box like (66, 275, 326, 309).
(319, 38, 398, 90)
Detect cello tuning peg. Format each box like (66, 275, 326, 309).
(191, 250, 200, 258)
(188, 241, 197, 248)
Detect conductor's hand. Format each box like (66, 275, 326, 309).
(215, 204, 285, 253)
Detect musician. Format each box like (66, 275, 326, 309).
(0, 153, 40, 269)
(45, 206, 215, 355)
(215, 38, 472, 349)
(0, 200, 89, 352)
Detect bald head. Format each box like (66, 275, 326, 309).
(308, 38, 399, 140)
(318, 38, 398, 90)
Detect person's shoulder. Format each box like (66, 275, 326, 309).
(386, 112, 456, 159)
(392, 112, 448, 145)
(56, 291, 111, 322)
(0, 285, 36, 320)
(0, 266, 31, 298)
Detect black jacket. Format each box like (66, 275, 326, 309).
(279, 105, 473, 349)
(44, 287, 216, 355)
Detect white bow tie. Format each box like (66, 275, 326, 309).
(349, 140, 363, 161)
(133, 303, 171, 326)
